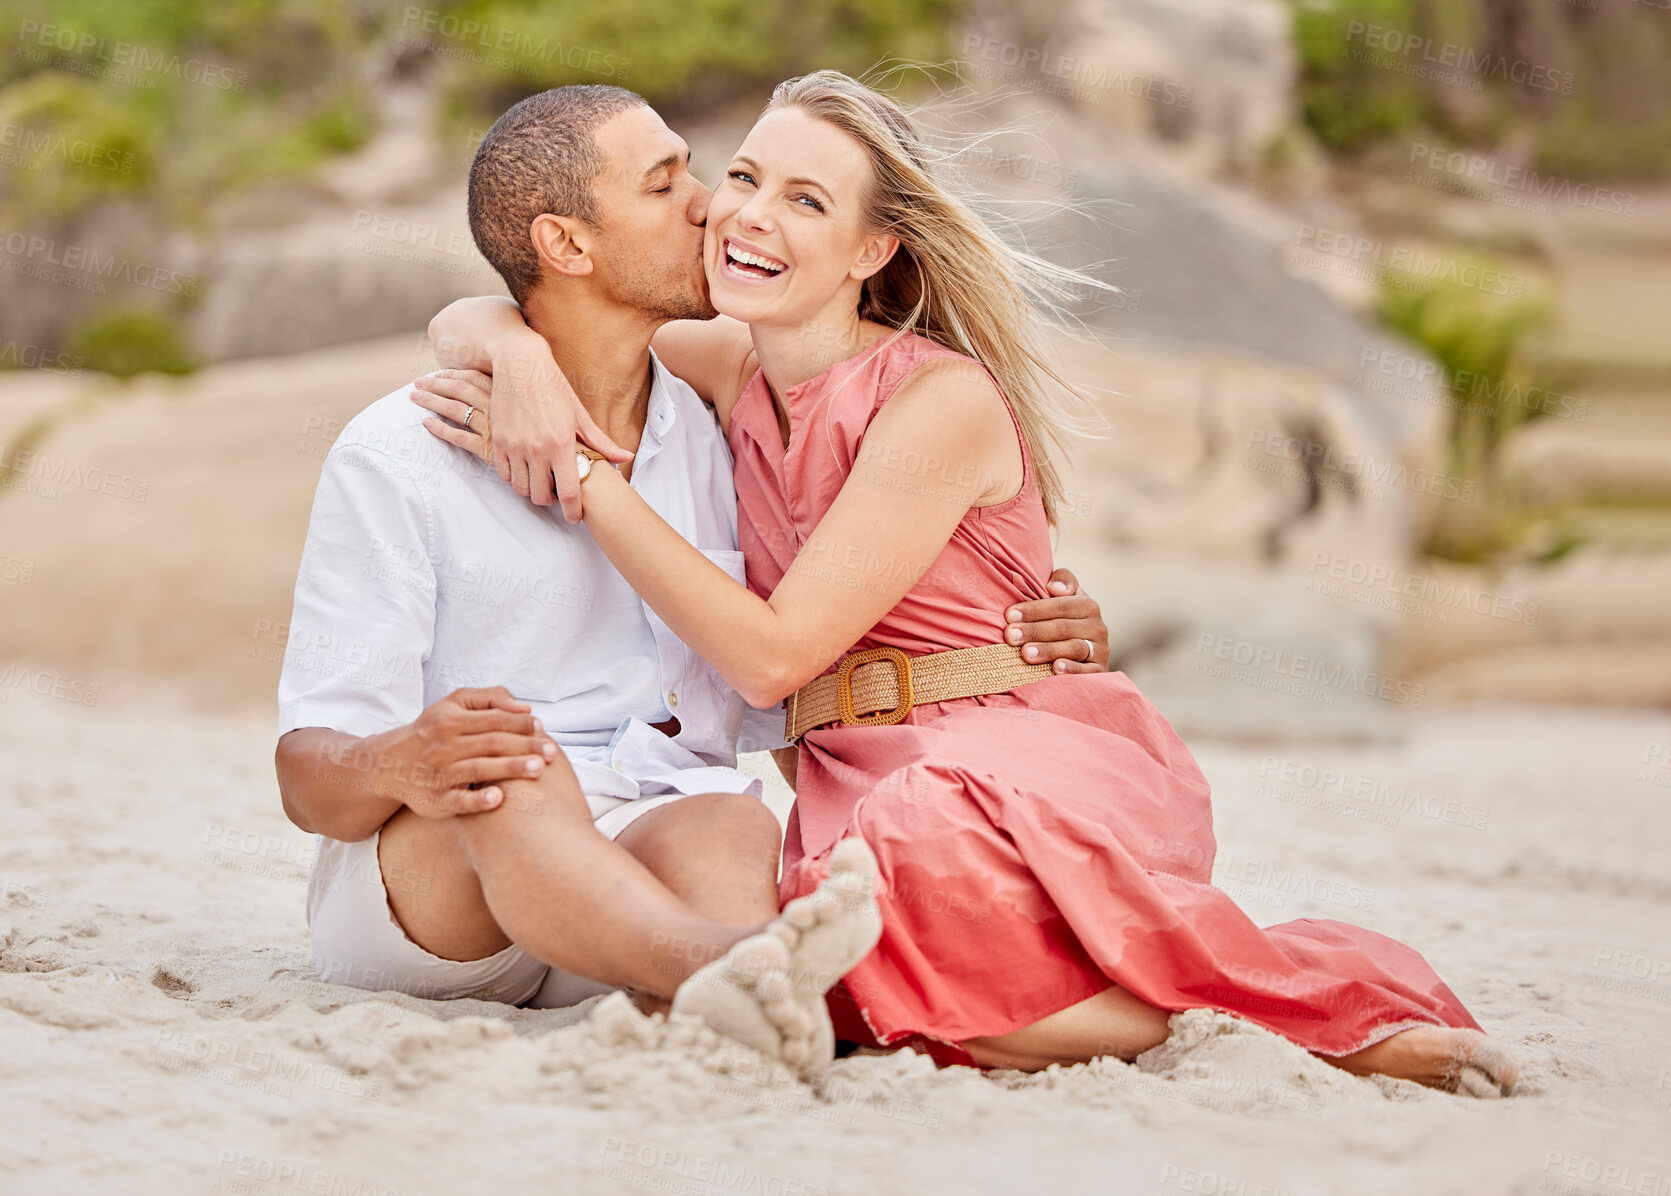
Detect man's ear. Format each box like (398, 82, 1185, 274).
(850, 232, 900, 283)
(530, 213, 594, 279)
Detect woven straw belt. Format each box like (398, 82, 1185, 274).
(785, 643, 1054, 744)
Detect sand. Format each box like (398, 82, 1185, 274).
(3, 687, 1668, 1196)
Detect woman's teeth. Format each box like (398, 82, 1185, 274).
(726, 244, 785, 276)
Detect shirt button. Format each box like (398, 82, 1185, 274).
(667, 692, 678, 708)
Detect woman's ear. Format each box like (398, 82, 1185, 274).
(531, 214, 594, 279)
(850, 231, 900, 283)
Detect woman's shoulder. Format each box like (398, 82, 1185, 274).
(711, 324, 761, 432)
(869, 331, 999, 411)
(870, 327, 972, 370)
(650, 316, 757, 432)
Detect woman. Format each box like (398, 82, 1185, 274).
(419, 72, 1518, 1096)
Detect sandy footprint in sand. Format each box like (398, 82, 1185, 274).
(670, 838, 883, 1081)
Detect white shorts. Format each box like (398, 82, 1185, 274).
(305, 792, 688, 1008)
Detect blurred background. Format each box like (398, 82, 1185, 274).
(3, 9, 1669, 1188)
(1, 0, 1669, 735)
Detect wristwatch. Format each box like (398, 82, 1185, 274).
(575, 445, 609, 481)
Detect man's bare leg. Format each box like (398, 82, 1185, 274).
(379, 760, 876, 1077)
(611, 792, 783, 1014)
(671, 839, 884, 1081)
(614, 793, 783, 924)
(377, 752, 771, 998)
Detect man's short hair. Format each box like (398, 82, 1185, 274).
(468, 84, 647, 305)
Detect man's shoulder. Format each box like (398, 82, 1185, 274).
(322, 385, 491, 490)
(331, 386, 429, 453)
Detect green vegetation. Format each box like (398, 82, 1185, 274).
(429, 0, 964, 116)
(1288, 0, 1671, 178)
(1376, 257, 1551, 465)
(64, 307, 196, 377)
(1375, 255, 1556, 560)
(0, 72, 155, 225)
(1, 0, 967, 233)
(1, 0, 378, 227)
(1291, 0, 1671, 559)
(0, 0, 969, 375)
(1290, 0, 1427, 153)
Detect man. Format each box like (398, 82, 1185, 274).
(274, 85, 1109, 1065)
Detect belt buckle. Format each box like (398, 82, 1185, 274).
(836, 647, 913, 728)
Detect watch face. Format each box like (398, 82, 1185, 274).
(574, 450, 592, 480)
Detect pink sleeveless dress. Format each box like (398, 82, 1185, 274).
(728, 331, 1481, 1065)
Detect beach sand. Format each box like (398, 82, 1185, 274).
(3, 690, 1666, 1195)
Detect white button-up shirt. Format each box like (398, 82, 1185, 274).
(278, 353, 780, 803)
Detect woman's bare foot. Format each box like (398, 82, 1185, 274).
(670, 838, 883, 1081)
(1330, 1026, 1520, 1098)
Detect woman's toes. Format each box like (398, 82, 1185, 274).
(1467, 1038, 1520, 1094)
(1455, 1065, 1503, 1100)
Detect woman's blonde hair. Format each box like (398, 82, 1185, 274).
(766, 69, 1109, 525)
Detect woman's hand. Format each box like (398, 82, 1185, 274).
(1003, 568, 1110, 674)
(482, 329, 633, 520)
(427, 298, 632, 522)
(412, 369, 496, 462)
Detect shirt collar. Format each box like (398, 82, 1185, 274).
(638, 350, 677, 461)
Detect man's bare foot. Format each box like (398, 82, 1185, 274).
(765, 838, 884, 1075)
(670, 838, 882, 1081)
(668, 932, 803, 1066)
(1331, 1026, 1520, 1098)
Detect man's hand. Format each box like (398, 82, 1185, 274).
(1002, 567, 1110, 674)
(368, 687, 557, 817)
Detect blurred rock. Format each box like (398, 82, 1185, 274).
(1055, 340, 1417, 567)
(1412, 641, 1671, 707)
(1051, 153, 1448, 471)
(1393, 551, 1671, 706)
(190, 66, 493, 363)
(1051, 341, 1418, 739)
(1501, 422, 1671, 507)
(189, 192, 501, 362)
(0, 205, 201, 366)
(319, 76, 447, 209)
(1061, 0, 1296, 174)
(1073, 549, 1407, 743)
(0, 335, 434, 710)
(962, 0, 1297, 177)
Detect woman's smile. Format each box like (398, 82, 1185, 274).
(718, 235, 791, 286)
